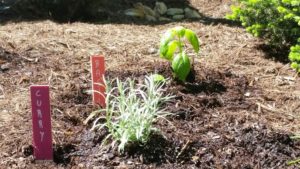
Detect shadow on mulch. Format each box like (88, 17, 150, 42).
(0, 46, 24, 72)
(182, 80, 227, 94)
(125, 133, 200, 164)
(126, 134, 178, 164)
(53, 144, 76, 165)
(0, 47, 19, 62)
(22, 144, 76, 165)
(197, 12, 241, 27)
(0, 0, 240, 28)
(256, 44, 290, 64)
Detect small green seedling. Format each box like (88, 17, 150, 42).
(150, 74, 166, 83)
(159, 26, 200, 81)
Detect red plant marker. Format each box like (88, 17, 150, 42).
(91, 55, 106, 107)
(30, 85, 53, 160)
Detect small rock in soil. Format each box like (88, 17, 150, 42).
(244, 91, 251, 97)
(147, 47, 157, 54)
(192, 156, 199, 162)
(207, 131, 220, 139)
(1, 63, 10, 71)
(77, 163, 84, 167)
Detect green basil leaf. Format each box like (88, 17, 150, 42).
(159, 43, 169, 59)
(165, 40, 180, 61)
(184, 29, 200, 53)
(159, 30, 176, 59)
(160, 29, 175, 46)
(171, 26, 186, 38)
(172, 53, 191, 81)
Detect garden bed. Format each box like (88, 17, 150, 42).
(1, 0, 300, 168)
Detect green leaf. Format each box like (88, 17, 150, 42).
(171, 26, 186, 38)
(172, 53, 191, 81)
(159, 29, 176, 59)
(160, 29, 176, 46)
(291, 62, 299, 69)
(159, 43, 169, 59)
(150, 74, 166, 83)
(184, 29, 200, 53)
(165, 40, 180, 61)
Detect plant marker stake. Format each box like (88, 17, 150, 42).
(91, 55, 106, 107)
(30, 85, 53, 161)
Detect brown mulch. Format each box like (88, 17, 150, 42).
(1, 0, 300, 168)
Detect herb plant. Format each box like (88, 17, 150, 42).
(85, 75, 173, 153)
(159, 26, 200, 81)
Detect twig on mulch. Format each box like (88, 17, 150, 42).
(256, 102, 295, 118)
(176, 140, 190, 159)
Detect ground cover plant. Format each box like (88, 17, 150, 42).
(85, 75, 173, 153)
(159, 26, 199, 81)
(227, 0, 300, 72)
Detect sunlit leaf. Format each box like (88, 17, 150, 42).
(184, 29, 200, 53)
(165, 40, 180, 60)
(160, 29, 175, 46)
(171, 26, 186, 38)
(150, 74, 166, 83)
(172, 53, 191, 81)
(159, 29, 176, 59)
(159, 43, 169, 59)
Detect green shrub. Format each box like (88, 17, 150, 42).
(84, 75, 173, 152)
(226, 0, 300, 72)
(290, 44, 300, 70)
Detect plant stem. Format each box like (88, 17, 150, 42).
(178, 36, 183, 54)
(288, 158, 300, 166)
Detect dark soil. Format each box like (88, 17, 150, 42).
(16, 61, 300, 168)
(81, 62, 300, 168)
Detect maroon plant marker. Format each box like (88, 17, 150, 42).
(30, 85, 53, 160)
(91, 55, 106, 107)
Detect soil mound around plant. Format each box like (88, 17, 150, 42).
(20, 61, 295, 169)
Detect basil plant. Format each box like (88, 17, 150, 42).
(159, 26, 200, 81)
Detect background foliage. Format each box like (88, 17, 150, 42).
(227, 0, 300, 72)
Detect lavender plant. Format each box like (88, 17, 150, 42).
(85, 75, 173, 152)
